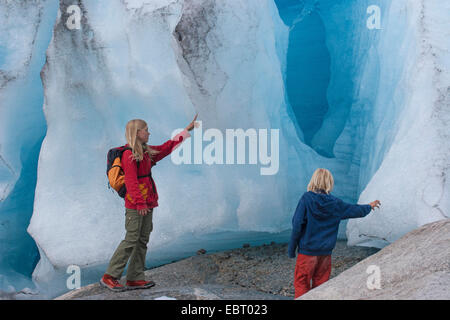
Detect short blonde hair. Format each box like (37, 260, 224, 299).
(307, 168, 334, 194)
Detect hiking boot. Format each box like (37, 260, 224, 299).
(100, 274, 126, 292)
(126, 280, 155, 290)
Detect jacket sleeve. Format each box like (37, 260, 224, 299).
(338, 198, 372, 220)
(288, 194, 307, 258)
(122, 150, 147, 210)
(150, 129, 191, 163)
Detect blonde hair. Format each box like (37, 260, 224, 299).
(307, 168, 334, 194)
(125, 119, 160, 162)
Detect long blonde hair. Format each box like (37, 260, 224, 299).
(125, 119, 160, 162)
(307, 168, 334, 194)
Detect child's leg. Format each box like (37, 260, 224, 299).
(105, 208, 142, 279)
(126, 209, 154, 281)
(294, 254, 318, 298)
(312, 255, 331, 289)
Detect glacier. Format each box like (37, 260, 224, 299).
(347, 0, 450, 247)
(0, 0, 59, 294)
(0, 0, 448, 298)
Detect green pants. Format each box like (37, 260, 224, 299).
(106, 208, 153, 281)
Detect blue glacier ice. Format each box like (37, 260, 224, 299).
(0, 0, 448, 299)
(0, 0, 59, 295)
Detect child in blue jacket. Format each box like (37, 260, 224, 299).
(288, 168, 380, 298)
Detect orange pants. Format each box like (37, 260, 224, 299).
(294, 253, 331, 298)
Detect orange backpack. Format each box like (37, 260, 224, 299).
(106, 146, 155, 198)
(106, 146, 134, 198)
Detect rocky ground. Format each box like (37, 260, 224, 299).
(56, 240, 379, 300)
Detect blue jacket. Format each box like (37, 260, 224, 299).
(288, 191, 372, 257)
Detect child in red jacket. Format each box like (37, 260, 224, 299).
(101, 115, 198, 291)
(288, 168, 380, 298)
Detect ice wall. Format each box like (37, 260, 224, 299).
(0, 0, 58, 291)
(0, 0, 447, 296)
(348, 0, 450, 247)
(28, 0, 369, 283)
(28, 0, 327, 281)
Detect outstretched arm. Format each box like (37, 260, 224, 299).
(150, 129, 190, 163)
(339, 199, 380, 220)
(150, 114, 198, 163)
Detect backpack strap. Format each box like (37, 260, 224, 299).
(120, 146, 154, 179)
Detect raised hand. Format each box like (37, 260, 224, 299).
(185, 113, 199, 132)
(369, 200, 381, 210)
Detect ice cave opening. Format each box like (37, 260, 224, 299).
(277, 0, 379, 162)
(275, 0, 401, 200)
(277, 0, 332, 156)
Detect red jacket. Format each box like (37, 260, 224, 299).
(122, 129, 190, 210)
